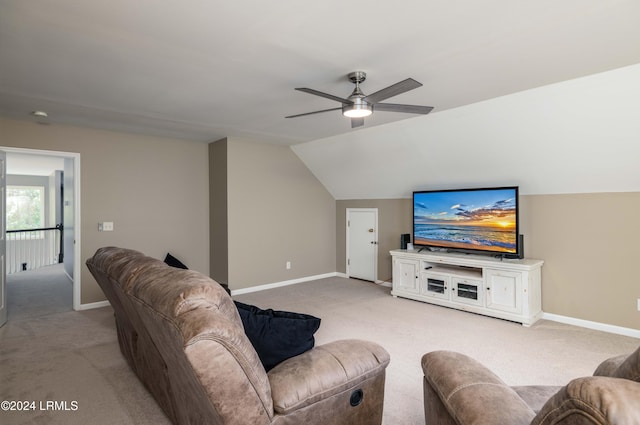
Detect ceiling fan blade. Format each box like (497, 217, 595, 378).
(285, 107, 342, 119)
(374, 103, 434, 114)
(351, 117, 365, 128)
(295, 88, 352, 104)
(364, 78, 423, 104)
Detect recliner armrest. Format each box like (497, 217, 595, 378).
(267, 339, 390, 415)
(422, 351, 535, 425)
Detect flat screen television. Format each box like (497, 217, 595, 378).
(413, 186, 520, 257)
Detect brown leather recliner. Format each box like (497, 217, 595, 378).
(87, 247, 390, 425)
(421, 347, 640, 425)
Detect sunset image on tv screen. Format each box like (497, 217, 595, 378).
(413, 188, 517, 253)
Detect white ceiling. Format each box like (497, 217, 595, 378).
(1, 0, 640, 145)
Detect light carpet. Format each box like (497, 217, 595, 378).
(6, 264, 72, 321)
(1, 273, 638, 425)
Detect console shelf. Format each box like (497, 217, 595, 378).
(390, 249, 544, 326)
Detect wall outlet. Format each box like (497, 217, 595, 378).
(286, 261, 291, 270)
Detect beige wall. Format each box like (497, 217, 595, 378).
(225, 138, 336, 290)
(209, 138, 228, 285)
(525, 192, 640, 330)
(337, 193, 640, 331)
(336, 199, 412, 282)
(1, 117, 210, 304)
(5, 117, 636, 330)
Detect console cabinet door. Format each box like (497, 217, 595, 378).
(393, 258, 419, 294)
(421, 272, 450, 300)
(451, 277, 483, 306)
(485, 269, 522, 313)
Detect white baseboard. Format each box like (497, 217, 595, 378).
(77, 300, 111, 311)
(542, 312, 640, 339)
(230, 272, 339, 296)
(230, 272, 393, 296)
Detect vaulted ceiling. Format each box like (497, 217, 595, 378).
(1, 1, 639, 146)
(293, 64, 640, 198)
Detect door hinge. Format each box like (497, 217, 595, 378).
(347, 259, 350, 266)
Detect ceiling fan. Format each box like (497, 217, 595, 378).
(286, 71, 434, 128)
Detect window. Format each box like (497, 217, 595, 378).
(6, 186, 45, 230)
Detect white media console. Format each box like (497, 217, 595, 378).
(390, 249, 544, 326)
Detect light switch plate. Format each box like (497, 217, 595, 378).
(99, 222, 114, 231)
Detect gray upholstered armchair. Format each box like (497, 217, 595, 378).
(422, 347, 640, 425)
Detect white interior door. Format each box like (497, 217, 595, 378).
(347, 208, 378, 282)
(0, 150, 7, 327)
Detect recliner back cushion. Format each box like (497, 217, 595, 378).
(125, 259, 237, 323)
(87, 247, 274, 423)
(611, 346, 640, 382)
(128, 263, 274, 423)
(593, 346, 640, 382)
(534, 346, 640, 425)
(531, 376, 640, 425)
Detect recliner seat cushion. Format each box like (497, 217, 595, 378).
(268, 339, 389, 415)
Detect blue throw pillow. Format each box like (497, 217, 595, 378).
(234, 301, 321, 371)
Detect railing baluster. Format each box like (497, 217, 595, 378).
(5, 225, 64, 274)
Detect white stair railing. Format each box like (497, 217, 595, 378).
(6, 225, 63, 274)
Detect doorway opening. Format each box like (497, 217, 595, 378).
(1, 147, 81, 324)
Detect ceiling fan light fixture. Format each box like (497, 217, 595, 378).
(342, 107, 372, 118)
(288, 71, 432, 125)
(342, 98, 372, 118)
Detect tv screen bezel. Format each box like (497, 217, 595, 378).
(412, 186, 520, 258)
